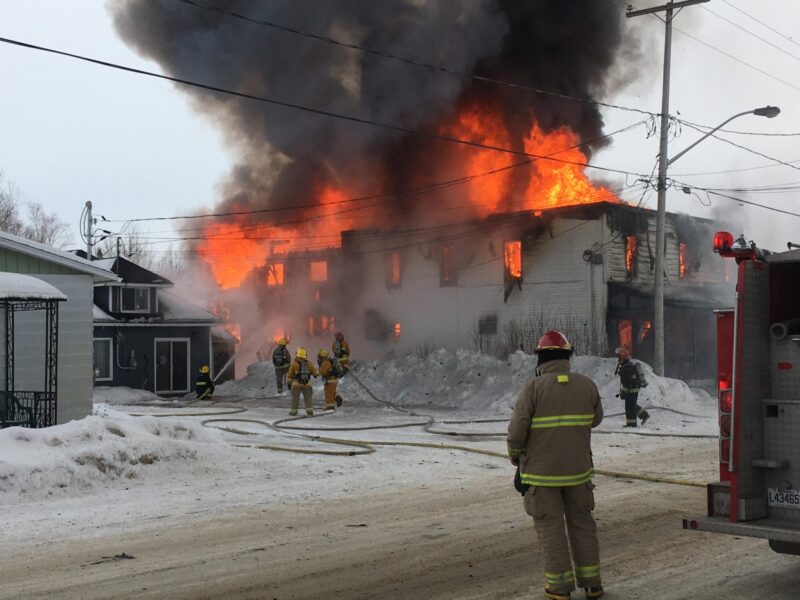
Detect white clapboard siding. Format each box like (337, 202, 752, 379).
(33, 274, 94, 423)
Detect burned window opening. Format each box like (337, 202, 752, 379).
(679, 242, 689, 279)
(625, 235, 638, 278)
(478, 315, 498, 336)
(618, 319, 633, 353)
(503, 240, 523, 302)
(310, 260, 328, 282)
(440, 244, 457, 287)
(266, 263, 284, 286)
(388, 251, 401, 289)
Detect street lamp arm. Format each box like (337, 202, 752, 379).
(667, 110, 755, 167)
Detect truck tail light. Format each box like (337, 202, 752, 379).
(720, 439, 730, 464)
(720, 414, 731, 437)
(718, 373, 730, 392)
(719, 389, 732, 413)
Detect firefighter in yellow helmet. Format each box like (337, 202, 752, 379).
(507, 331, 604, 600)
(332, 331, 350, 373)
(318, 349, 344, 411)
(195, 365, 215, 399)
(287, 347, 318, 416)
(272, 338, 291, 394)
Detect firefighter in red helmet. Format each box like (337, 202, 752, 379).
(614, 347, 650, 427)
(507, 331, 604, 600)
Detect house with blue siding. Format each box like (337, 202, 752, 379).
(91, 256, 231, 396)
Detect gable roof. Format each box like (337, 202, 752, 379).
(93, 256, 174, 286)
(0, 231, 116, 281)
(93, 289, 220, 326)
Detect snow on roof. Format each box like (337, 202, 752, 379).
(212, 327, 239, 344)
(93, 304, 117, 322)
(0, 272, 67, 301)
(0, 231, 116, 281)
(159, 290, 219, 323)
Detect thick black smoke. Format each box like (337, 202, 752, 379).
(110, 0, 638, 224)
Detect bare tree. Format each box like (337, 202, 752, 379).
(0, 172, 24, 236)
(96, 226, 183, 274)
(22, 201, 71, 249)
(0, 173, 71, 248)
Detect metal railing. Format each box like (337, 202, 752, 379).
(0, 390, 56, 429)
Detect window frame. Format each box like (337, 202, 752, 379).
(120, 287, 151, 314)
(93, 338, 114, 382)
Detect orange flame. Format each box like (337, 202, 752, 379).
(266, 263, 284, 286)
(504, 240, 522, 279)
(625, 235, 637, 276)
(619, 319, 633, 353)
(679, 242, 688, 279)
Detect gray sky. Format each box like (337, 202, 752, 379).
(1, 0, 799, 252)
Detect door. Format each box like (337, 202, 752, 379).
(154, 338, 190, 394)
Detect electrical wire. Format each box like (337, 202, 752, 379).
(700, 4, 800, 66)
(0, 35, 649, 179)
(721, 0, 800, 52)
(171, 0, 658, 119)
(678, 121, 800, 173)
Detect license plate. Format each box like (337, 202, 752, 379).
(768, 488, 800, 509)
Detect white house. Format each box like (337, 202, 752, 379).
(0, 232, 116, 425)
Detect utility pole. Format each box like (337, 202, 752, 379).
(85, 201, 93, 261)
(626, 0, 709, 376)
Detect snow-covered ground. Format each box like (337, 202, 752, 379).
(0, 350, 717, 535)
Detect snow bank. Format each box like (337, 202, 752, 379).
(0, 408, 231, 505)
(93, 386, 165, 405)
(218, 348, 714, 418)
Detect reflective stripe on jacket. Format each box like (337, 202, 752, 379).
(507, 359, 603, 487)
(615, 360, 641, 395)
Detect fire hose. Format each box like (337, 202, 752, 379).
(121, 369, 709, 488)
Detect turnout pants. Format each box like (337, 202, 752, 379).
(524, 483, 601, 594)
(290, 383, 314, 415)
(622, 392, 646, 426)
(275, 366, 288, 392)
(324, 379, 338, 409)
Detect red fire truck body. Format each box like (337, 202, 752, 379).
(684, 233, 800, 555)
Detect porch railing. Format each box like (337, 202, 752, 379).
(0, 391, 57, 429)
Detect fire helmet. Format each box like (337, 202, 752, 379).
(200, 365, 210, 374)
(534, 331, 573, 354)
(319, 349, 329, 358)
(296, 347, 307, 359)
(335, 331, 344, 341)
(278, 338, 287, 346)
(615, 347, 631, 360)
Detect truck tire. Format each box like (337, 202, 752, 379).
(768, 539, 800, 556)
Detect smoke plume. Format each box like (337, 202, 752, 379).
(109, 0, 640, 227)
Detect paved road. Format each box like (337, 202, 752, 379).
(3, 440, 798, 599)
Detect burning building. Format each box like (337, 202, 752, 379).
(108, 2, 728, 380)
(248, 202, 726, 382)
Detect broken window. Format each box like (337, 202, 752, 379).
(440, 244, 457, 287)
(266, 263, 284, 286)
(639, 320, 652, 344)
(388, 251, 401, 288)
(625, 236, 638, 278)
(618, 319, 633, 353)
(478, 315, 498, 336)
(310, 260, 328, 282)
(504, 240, 522, 280)
(679, 242, 689, 279)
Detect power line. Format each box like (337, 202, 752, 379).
(700, 4, 800, 65)
(172, 0, 657, 118)
(691, 187, 800, 219)
(678, 120, 800, 173)
(109, 119, 648, 228)
(676, 120, 800, 137)
(721, 0, 800, 52)
(670, 158, 800, 177)
(0, 35, 651, 180)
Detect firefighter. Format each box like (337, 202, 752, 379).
(287, 347, 318, 416)
(272, 338, 291, 394)
(195, 365, 215, 400)
(332, 331, 350, 373)
(508, 331, 604, 600)
(318, 349, 343, 410)
(614, 347, 650, 427)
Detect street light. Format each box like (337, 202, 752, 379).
(651, 105, 780, 376)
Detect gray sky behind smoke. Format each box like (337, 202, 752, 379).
(0, 0, 799, 254)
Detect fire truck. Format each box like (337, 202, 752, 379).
(683, 231, 800, 555)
